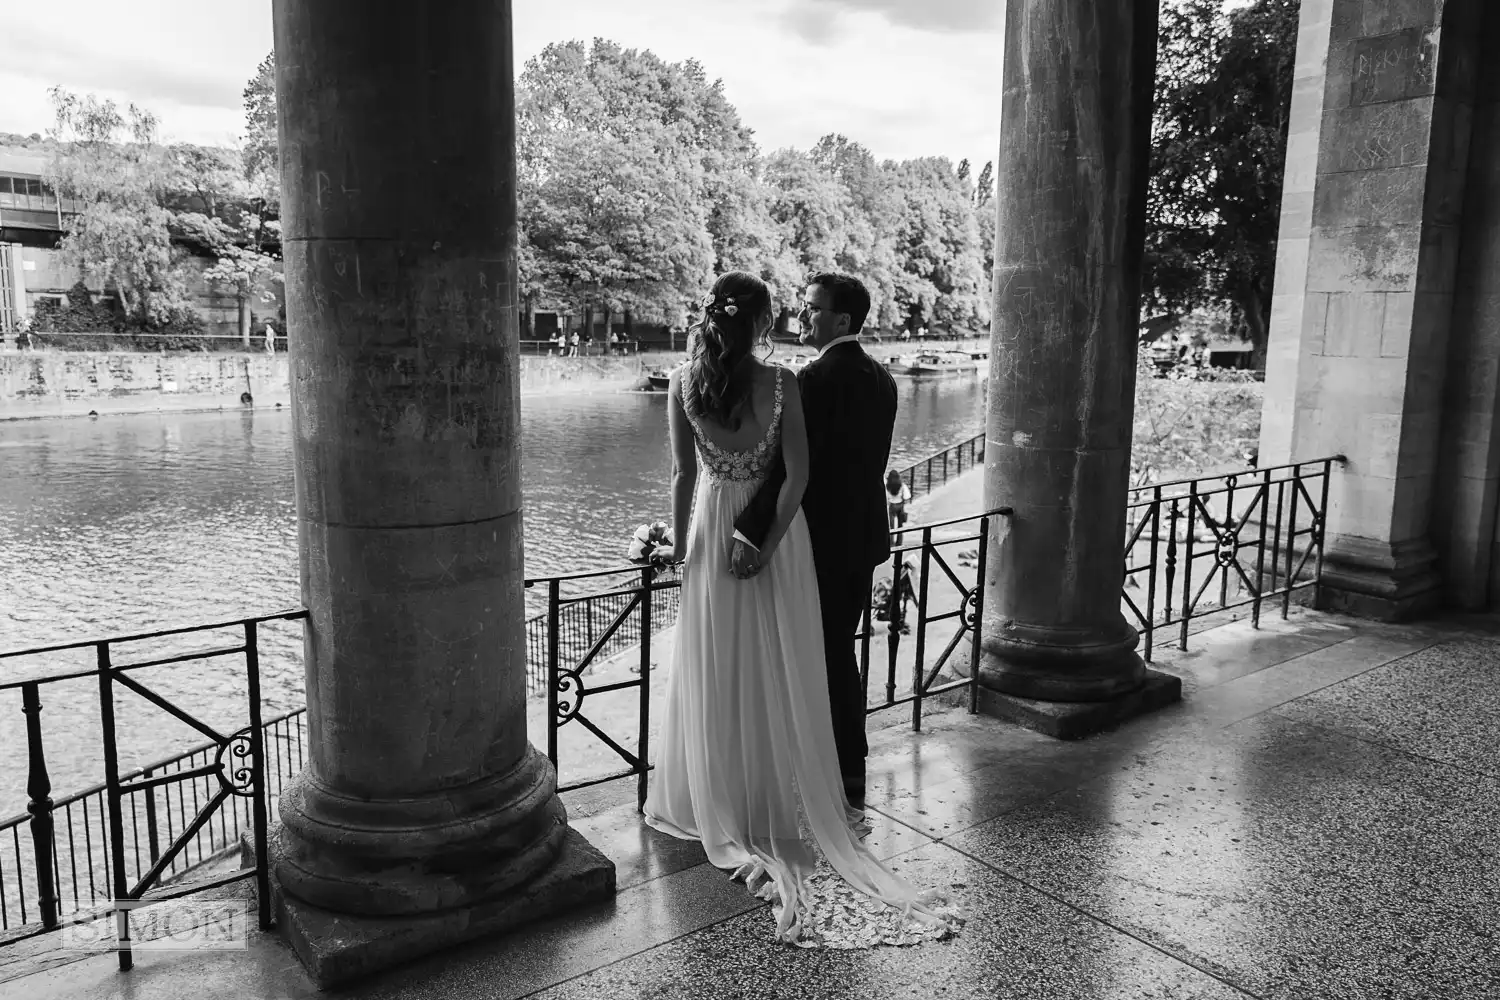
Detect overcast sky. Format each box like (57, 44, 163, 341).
(0, 0, 1005, 169)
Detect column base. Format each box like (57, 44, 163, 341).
(974, 669, 1182, 740)
(245, 822, 616, 990)
(1316, 535, 1443, 623)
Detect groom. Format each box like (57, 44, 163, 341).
(730, 272, 898, 811)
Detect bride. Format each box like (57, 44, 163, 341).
(643, 270, 955, 946)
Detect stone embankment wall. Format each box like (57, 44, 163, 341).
(0, 351, 663, 420)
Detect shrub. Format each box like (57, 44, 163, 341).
(26, 281, 211, 351)
(1132, 355, 1262, 485)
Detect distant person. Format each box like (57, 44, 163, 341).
(264, 321, 276, 354)
(885, 469, 912, 544)
(549, 331, 562, 356)
(568, 331, 581, 357)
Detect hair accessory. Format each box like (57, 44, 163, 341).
(701, 292, 740, 318)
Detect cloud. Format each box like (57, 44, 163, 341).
(780, 3, 843, 45)
(0, 19, 247, 124)
(787, 0, 1003, 34)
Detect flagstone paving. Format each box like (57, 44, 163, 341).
(7, 601, 1498, 1000)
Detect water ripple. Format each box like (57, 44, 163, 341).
(0, 379, 982, 802)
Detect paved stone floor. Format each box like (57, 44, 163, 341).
(4, 606, 1497, 999)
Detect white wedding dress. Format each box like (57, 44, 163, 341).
(643, 368, 958, 947)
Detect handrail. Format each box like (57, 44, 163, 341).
(1127, 455, 1346, 496)
(0, 706, 308, 830)
(0, 608, 308, 662)
(522, 505, 1014, 587)
(1, 448, 1348, 943)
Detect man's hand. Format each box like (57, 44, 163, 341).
(729, 539, 762, 580)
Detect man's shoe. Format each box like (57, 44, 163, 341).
(844, 785, 866, 812)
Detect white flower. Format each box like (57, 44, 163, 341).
(724, 304, 738, 316)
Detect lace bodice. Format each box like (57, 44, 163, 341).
(681, 368, 785, 484)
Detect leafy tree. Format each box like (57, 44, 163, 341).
(1132, 354, 1262, 487)
(762, 148, 853, 280)
(168, 144, 241, 221)
(517, 41, 715, 329)
(241, 52, 280, 223)
(973, 160, 995, 314)
(1145, 0, 1298, 371)
(885, 157, 988, 334)
(44, 88, 185, 324)
(809, 134, 903, 328)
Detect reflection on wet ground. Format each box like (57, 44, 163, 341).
(11, 607, 1497, 1000)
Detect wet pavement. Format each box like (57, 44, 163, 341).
(5, 606, 1497, 1000)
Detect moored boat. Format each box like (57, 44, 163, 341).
(886, 351, 980, 379)
(646, 363, 682, 391)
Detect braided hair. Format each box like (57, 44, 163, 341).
(686, 271, 772, 430)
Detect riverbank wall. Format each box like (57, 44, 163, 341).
(0, 350, 670, 421)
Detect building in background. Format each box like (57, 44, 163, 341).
(0, 145, 285, 347)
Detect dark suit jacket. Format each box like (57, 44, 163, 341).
(734, 341, 899, 575)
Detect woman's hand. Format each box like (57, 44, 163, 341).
(652, 544, 682, 566)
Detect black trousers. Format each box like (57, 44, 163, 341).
(816, 558, 873, 800)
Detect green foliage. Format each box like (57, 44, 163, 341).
(39, 84, 284, 347)
(1145, 0, 1299, 369)
(886, 157, 988, 332)
(513, 40, 992, 333)
(1132, 353, 1263, 486)
(29, 281, 210, 351)
(517, 41, 717, 325)
(241, 52, 280, 220)
(45, 88, 187, 325)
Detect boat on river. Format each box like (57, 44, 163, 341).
(645, 363, 682, 391)
(886, 351, 981, 379)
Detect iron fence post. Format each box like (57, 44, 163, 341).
(1220, 477, 1237, 610)
(1283, 470, 1302, 620)
(1144, 488, 1161, 662)
(969, 516, 990, 715)
(142, 768, 160, 867)
(637, 567, 653, 812)
(1270, 476, 1287, 600)
(1179, 482, 1199, 652)
(859, 594, 872, 710)
(96, 642, 132, 971)
(1253, 469, 1272, 628)
(244, 620, 273, 932)
(1314, 460, 1334, 584)
(547, 579, 561, 767)
(912, 527, 933, 732)
(22, 682, 58, 930)
(885, 550, 902, 706)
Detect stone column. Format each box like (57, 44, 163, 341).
(1434, 3, 1500, 609)
(270, 0, 612, 987)
(1257, 0, 1485, 620)
(977, 0, 1180, 739)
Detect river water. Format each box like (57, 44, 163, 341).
(0, 376, 985, 806)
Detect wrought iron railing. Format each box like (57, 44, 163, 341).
(523, 573, 683, 692)
(518, 432, 984, 692)
(535, 507, 1010, 809)
(0, 610, 304, 964)
(895, 432, 984, 502)
(0, 447, 1344, 948)
(1123, 457, 1343, 661)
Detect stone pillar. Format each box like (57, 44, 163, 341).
(1257, 0, 1485, 620)
(270, 0, 613, 987)
(1435, 3, 1500, 609)
(977, 0, 1180, 739)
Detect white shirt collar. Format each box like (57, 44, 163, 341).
(817, 334, 862, 358)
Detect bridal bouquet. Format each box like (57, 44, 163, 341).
(627, 521, 676, 567)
